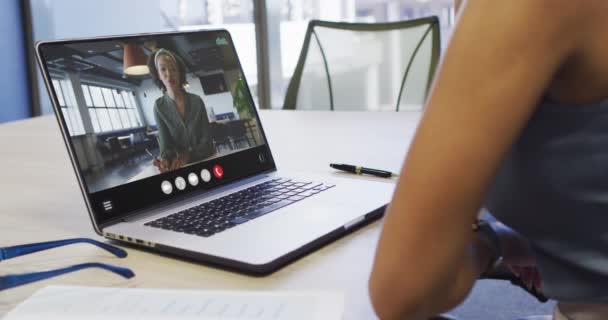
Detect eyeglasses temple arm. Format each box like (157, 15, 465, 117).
(0, 238, 127, 261)
(0, 262, 135, 291)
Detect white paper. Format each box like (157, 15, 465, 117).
(3, 286, 344, 320)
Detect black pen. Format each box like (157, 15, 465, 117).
(330, 163, 398, 178)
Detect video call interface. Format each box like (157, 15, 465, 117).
(42, 33, 265, 194)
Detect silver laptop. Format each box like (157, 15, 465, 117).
(35, 29, 393, 275)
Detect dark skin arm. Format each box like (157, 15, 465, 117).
(368, 0, 591, 319)
(454, 0, 463, 11)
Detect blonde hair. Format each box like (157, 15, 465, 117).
(147, 48, 188, 92)
(154, 48, 178, 72)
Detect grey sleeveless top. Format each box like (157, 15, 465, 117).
(485, 98, 608, 302)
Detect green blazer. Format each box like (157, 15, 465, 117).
(153, 92, 215, 162)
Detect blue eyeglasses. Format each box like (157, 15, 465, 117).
(0, 238, 135, 291)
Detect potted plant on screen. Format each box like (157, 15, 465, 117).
(233, 77, 251, 120)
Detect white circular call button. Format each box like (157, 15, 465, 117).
(175, 177, 187, 191)
(200, 169, 211, 183)
(188, 173, 199, 186)
(161, 181, 173, 195)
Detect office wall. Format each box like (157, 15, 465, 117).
(30, 0, 162, 116)
(0, 0, 31, 123)
(136, 78, 159, 126)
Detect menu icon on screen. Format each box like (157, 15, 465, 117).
(102, 200, 113, 212)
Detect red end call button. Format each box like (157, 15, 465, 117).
(213, 165, 224, 179)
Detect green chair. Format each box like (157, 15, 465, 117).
(283, 17, 441, 111)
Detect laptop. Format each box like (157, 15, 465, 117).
(35, 29, 393, 275)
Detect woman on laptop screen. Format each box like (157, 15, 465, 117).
(148, 48, 215, 173)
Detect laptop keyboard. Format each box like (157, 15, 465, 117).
(144, 178, 334, 238)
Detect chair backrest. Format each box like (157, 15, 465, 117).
(227, 120, 247, 137)
(209, 122, 230, 142)
(283, 17, 441, 111)
(107, 137, 122, 152)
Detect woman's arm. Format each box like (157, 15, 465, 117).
(369, 0, 588, 319)
(190, 95, 215, 159)
(153, 103, 176, 161)
(454, 0, 463, 12)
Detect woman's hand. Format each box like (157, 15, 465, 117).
(492, 221, 543, 291)
(153, 154, 191, 173)
(493, 221, 536, 266)
(507, 265, 543, 293)
(153, 158, 170, 173)
(169, 153, 191, 171)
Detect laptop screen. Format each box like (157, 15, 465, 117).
(37, 30, 275, 226)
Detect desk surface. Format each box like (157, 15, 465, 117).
(0, 110, 422, 319)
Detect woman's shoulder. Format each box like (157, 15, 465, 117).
(185, 92, 205, 106)
(465, 0, 597, 25)
(153, 95, 166, 106)
(461, 0, 600, 61)
(185, 91, 204, 101)
(467, 0, 597, 9)
(153, 96, 169, 113)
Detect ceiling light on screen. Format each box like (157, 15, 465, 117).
(123, 43, 150, 76)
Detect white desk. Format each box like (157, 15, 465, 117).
(0, 110, 422, 319)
